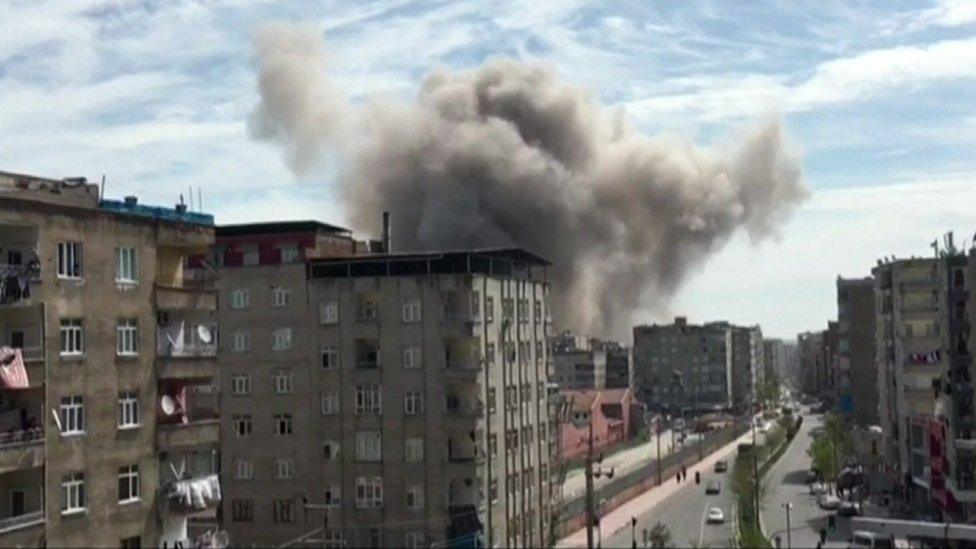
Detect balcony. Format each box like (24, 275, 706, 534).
(0, 429, 43, 475)
(155, 284, 217, 311)
(0, 510, 44, 540)
(157, 357, 217, 381)
(157, 323, 217, 358)
(0, 264, 40, 308)
(157, 418, 219, 451)
(444, 359, 481, 380)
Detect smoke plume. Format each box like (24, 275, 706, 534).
(249, 22, 809, 337)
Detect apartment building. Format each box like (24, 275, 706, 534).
(550, 332, 632, 391)
(797, 330, 826, 398)
(215, 221, 362, 546)
(0, 171, 218, 547)
(763, 338, 799, 389)
(837, 277, 878, 426)
(633, 317, 734, 413)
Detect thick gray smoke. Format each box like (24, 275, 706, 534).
(249, 22, 809, 337)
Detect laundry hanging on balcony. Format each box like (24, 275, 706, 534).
(159, 322, 186, 355)
(0, 347, 29, 389)
(165, 474, 221, 513)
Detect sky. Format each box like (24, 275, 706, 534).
(1, 0, 974, 339)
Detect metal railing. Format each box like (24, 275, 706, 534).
(0, 510, 44, 533)
(157, 324, 218, 358)
(0, 427, 43, 448)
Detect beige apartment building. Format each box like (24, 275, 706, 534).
(217, 222, 559, 548)
(0, 170, 218, 547)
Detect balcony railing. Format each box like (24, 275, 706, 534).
(0, 510, 44, 534)
(355, 360, 379, 370)
(0, 427, 43, 448)
(0, 264, 40, 307)
(157, 324, 217, 358)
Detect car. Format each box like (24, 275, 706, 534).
(818, 494, 842, 510)
(837, 501, 862, 517)
(714, 460, 728, 473)
(806, 469, 820, 483)
(848, 530, 894, 548)
(809, 482, 826, 495)
(706, 481, 721, 495)
(706, 507, 725, 524)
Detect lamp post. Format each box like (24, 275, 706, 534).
(782, 502, 793, 549)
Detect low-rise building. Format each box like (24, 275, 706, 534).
(560, 388, 642, 461)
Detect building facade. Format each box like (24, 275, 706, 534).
(837, 277, 878, 426)
(0, 171, 218, 547)
(560, 388, 641, 461)
(550, 332, 631, 391)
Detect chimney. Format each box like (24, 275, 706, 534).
(124, 195, 138, 207)
(382, 211, 391, 253)
(175, 203, 188, 214)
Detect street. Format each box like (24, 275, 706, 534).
(563, 429, 684, 499)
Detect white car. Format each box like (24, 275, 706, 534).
(706, 507, 725, 524)
(809, 482, 826, 495)
(818, 494, 842, 510)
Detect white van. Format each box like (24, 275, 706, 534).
(848, 530, 893, 549)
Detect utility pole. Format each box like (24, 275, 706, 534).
(783, 502, 793, 549)
(655, 417, 662, 485)
(586, 419, 595, 549)
(751, 402, 760, 525)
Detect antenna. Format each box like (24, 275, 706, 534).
(100, 174, 106, 200)
(188, 186, 194, 211)
(197, 187, 202, 212)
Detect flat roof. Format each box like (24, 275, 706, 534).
(308, 247, 550, 279)
(100, 199, 213, 227)
(217, 220, 350, 237)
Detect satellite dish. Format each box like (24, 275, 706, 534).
(213, 531, 230, 548)
(197, 325, 213, 344)
(160, 394, 177, 416)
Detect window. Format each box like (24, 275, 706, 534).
(241, 245, 259, 266)
(356, 431, 382, 461)
(118, 465, 139, 503)
(274, 414, 293, 435)
(273, 369, 293, 394)
(488, 388, 497, 413)
(231, 374, 251, 396)
(402, 299, 422, 323)
(120, 536, 140, 549)
(60, 319, 84, 356)
(233, 414, 252, 437)
(402, 346, 422, 369)
(115, 247, 137, 284)
(232, 499, 254, 522)
(406, 531, 426, 548)
(355, 477, 383, 509)
(272, 328, 292, 351)
(271, 285, 291, 307)
(486, 296, 494, 322)
(324, 485, 341, 508)
(235, 458, 254, 480)
(368, 528, 381, 549)
(60, 396, 84, 435)
(57, 241, 83, 279)
(406, 486, 424, 510)
(232, 330, 250, 352)
(405, 438, 424, 462)
(404, 392, 424, 415)
(534, 299, 542, 322)
(324, 440, 341, 461)
(230, 289, 249, 310)
(117, 319, 138, 356)
(280, 245, 300, 263)
(535, 340, 543, 362)
(274, 458, 295, 480)
(486, 343, 496, 365)
(321, 346, 338, 369)
(61, 472, 86, 514)
(324, 529, 344, 548)
(117, 392, 139, 429)
(489, 434, 498, 457)
(319, 301, 338, 324)
(321, 393, 340, 415)
(355, 385, 382, 415)
(274, 499, 294, 523)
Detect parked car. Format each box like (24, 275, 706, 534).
(806, 470, 819, 483)
(714, 460, 728, 473)
(706, 507, 725, 524)
(837, 501, 862, 517)
(818, 493, 842, 510)
(848, 530, 893, 548)
(706, 481, 721, 495)
(809, 482, 826, 495)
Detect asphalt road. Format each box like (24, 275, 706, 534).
(602, 451, 737, 548)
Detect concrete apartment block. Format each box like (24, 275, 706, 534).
(0, 170, 217, 547)
(837, 277, 878, 426)
(550, 332, 632, 391)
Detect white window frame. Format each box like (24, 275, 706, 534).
(356, 431, 382, 462)
(118, 465, 139, 504)
(406, 486, 425, 511)
(274, 414, 293, 436)
(355, 384, 382, 415)
(355, 477, 383, 509)
(231, 374, 251, 396)
(321, 346, 338, 369)
(232, 330, 250, 353)
(324, 440, 341, 461)
(115, 247, 137, 284)
(230, 289, 250, 310)
(272, 328, 293, 351)
(116, 319, 138, 356)
(319, 301, 339, 325)
(233, 414, 252, 437)
(403, 346, 422, 369)
(117, 392, 139, 429)
(402, 299, 422, 323)
(235, 458, 254, 480)
(406, 531, 426, 549)
(324, 485, 341, 508)
(273, 369, 294, 394)
(271, 285, 291, 307)
(61, 472, 86, 514)
(57, 241, 83, 279)
(242, 245, 259, 266)
(405, 438, 424, 462)
(280, 245, 300, 264)
(404, 392, 424, 416)
(60, 318, 84, 356)
(273, 458, 295, 480)
(321, 393, 340, 416)
(60, 396, 84, 435)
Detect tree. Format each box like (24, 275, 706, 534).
(647, 522, 672, 549)
(808, 412, 854, 491)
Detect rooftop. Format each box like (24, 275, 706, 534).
(217, 220, 350, 237)
(308, 247, 550, 279)
(100, 199, 213, 227)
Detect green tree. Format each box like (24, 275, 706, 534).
(647, 522, 672, 549)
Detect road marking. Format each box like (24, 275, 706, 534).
(699, 498, 710, 547)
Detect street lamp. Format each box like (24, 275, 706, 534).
(782, 502, 794, 549)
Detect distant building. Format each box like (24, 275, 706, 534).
(797, 330, 826, 397)
(560, 388, 642, 461)
(837, 277, 877, 426)
(550, 331, 631, 391)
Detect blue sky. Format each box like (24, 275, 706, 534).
(1, 0, 974, 338)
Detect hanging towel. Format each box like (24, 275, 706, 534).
(0, 347, 29, 389)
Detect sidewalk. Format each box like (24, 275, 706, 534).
(563, 429, 680, 499)
(556, 430, 754, 548)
